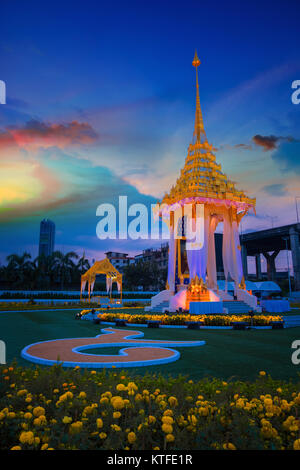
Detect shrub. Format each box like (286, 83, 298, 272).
(0, 364, 299, 450)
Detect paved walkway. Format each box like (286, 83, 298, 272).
(21, 327, 205, 368)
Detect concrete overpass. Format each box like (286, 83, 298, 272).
(240, 223, 300, 289)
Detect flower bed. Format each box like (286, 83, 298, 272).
(81, 310, 283, 326)
(0, 365, 299, 450)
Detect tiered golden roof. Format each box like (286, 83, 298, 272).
(162, 51, 256, 208)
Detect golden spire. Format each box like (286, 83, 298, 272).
(160, 52, 256, 209)
(192, 50, 207, 144)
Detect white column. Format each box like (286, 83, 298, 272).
(207, 215, 219, 289)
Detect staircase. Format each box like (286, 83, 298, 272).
(150, 300, 170, 313)
(223, 300, 250, 314)
(282, 315, 300, 328)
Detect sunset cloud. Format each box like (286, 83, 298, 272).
(0, 120, 99, 150)
(252, 134, 295, 151)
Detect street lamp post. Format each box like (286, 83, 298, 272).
(283, 237, 292, 298)
(295, 197, 300, 224)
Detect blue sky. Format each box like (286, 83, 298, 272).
(0, 0, 300, 272)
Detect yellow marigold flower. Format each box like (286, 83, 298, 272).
(259, 371, 266, 376)
(148, 415, 156, 424)
(116, 383, 126, 391)
(19, 431, 35, 445)
(223, 443, 236, 450)
(127, 382, 138, 391)
(96, 418, 103, 428)
(78, 391, 86, 399)
(99, 432, 107, 439)
(17, 389, 27, 397)
(111, 396, 125, 410)
(25, 397, 32, 403)
(188, 415, 197, 426)
(162, 416, 173, 425)
(83, 405, 94, 415)
(153, 446, 160, 450)
(166, 433, 175, 442)
(62, 416, 72, 424)
(90, 370, 96, 375)
(62, 382, 68, 387)
(69, 421, 83, 434)
(168, 396, 178, 407)
(34, 437, 40, 445)
(41, 443, 49, 450)
(162, 423, 173, 434)
(11, 446, 22, 450)
(294, 439, 300, 450)
(127, 432, 136, 444)
(33, 406, 45, 417)
(53, 389, 59, 394)
(8, 412, 16, 419)
(264, 398, 273, 406)
(100, 397, 109, 405)
(111, 424, 121, 431)
(113, 411, 121, 419)
(33, 415, 47, 426)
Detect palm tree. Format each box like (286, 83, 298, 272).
(77, 253, 90, 275)
(5, 252, 33, 288)
(52, 251, 79, 290)
(33, 254, 56, 289)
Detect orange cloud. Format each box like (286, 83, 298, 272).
(252, 134, 296, 151)
(0, 120, 98, 150)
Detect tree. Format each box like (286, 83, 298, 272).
(5, 252, 34, 288)
(33, 254, 57, 290)
(76, 254, 90, 275)
(52, 251, 79, 290)
(123, 261, 166, 290)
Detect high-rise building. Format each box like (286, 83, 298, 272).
(38, 219, 55, 257)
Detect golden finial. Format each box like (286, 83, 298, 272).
(192, 50, 201, 68)
(192, 50, 206, 144)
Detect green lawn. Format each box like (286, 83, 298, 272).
(1, 308, 299, 382)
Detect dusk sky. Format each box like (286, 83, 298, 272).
(1, 0, 300, 273)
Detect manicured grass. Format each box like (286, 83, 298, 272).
(1, 308, 299, 382)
